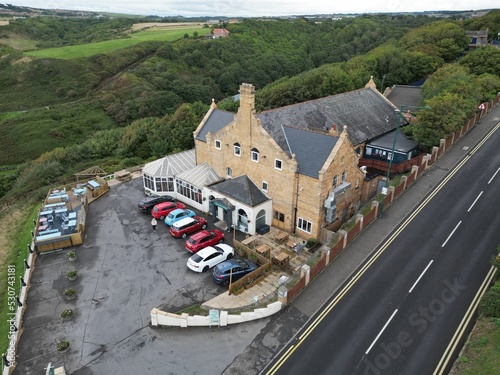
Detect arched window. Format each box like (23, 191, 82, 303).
(333, 175, 338, 188)
(342, 171, 347, 181)
(234, 143, 241, 156)
(251, 148, 259, 162)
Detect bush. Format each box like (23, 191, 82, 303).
(479, 283, 500, 318)
(60, 309, 73, 318)
(56, 340, 70, 351)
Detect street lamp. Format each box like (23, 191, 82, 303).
(379, 104, 430, 217)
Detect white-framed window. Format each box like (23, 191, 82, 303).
(262, 181, 268, 191)
(333, 175, 338, 188)
(251, 148, 259, 162)
(297, 218, 312, 234)
(215, 140, 221, 150)
(234, 143, 241, 156)
(342, 171, 347, 181)
(226, 167, 232, 177)
(275, 159, 282, 170)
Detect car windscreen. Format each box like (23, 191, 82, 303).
(191, 254, 203, 263)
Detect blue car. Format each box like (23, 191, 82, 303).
(164, 208, 195, 226)
(212, 258, 258, 286)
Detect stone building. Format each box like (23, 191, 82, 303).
(194, 83, 366, 238)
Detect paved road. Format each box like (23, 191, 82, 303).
(265, 119, 500, 374)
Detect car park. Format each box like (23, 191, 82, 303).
(186, 244, 234, 273)
(185, 229, 225, 253)
(138, 195, 174, 213)
(212, 258, 258, 286)
(170, 216, 207, 238)
(164, 208, 196, 226)
(151, 201, 186, 220)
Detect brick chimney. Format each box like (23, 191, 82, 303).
(239, 83, 255, 111)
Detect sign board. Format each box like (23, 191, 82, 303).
(381, 187, 388, 196)
(478, 103, 486, 110)
(209, 309, 220, 327)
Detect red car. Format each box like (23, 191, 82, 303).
(151, 201, 186, 220)
(169, 216, 207, 239)
(185, 229, 225, 253)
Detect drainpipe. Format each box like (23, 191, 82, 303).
(293, 172, 299, 235)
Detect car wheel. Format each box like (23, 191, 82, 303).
(203, 266, 209, 272)
(181, 233, 187, 239)
(202, 224, 207, 229)
(226, 253, 233, 260)
(218, 239, 224, 244)
(222, 279, 229, 286)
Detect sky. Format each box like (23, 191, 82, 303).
(6, 1, 498, 17)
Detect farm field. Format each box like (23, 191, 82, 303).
(24, 24, 211, 59)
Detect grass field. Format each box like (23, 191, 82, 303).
(24, 26, 211, 59)
(452, 317, 500, 374)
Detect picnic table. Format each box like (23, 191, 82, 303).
(273, 252, 290, 267)
(255, 243, 271, 258)
(241, 236, 257, 247)
(274, 231, 288, 243)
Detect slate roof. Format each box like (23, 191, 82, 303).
(385, 85, 424, 110)
(283, 126, 338, 178)
(196, 87, 402, 180)
(368, 130, 419, 153)
(257, 88, 400, 147)
(195, 109, 234, 142)
(142, 149, 196, 177)
(208, 175, 269, 207)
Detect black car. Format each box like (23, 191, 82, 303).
(138, 195, 174, 213)
(212, 258, 258, 286)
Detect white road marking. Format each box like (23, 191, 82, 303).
(488, 167, 500, 184)
(442, 221, 462, 248)
(467, 191, 483, 212)
(409, 260, 434, 293)
(366, 309, 398, 354)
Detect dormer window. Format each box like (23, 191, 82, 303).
(251, 148, 259, 162)
(234, 143, 241, 157)
(215, 140, 221, 150)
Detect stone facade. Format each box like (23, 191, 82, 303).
(194, 83, 365, 239)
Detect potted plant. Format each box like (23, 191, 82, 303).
(63, 288, 76, 300)
(56, 340, 70, 353)
(67, 269, 78, 281)
(60, 309, 74, 320)
(66, 251, 77, 262)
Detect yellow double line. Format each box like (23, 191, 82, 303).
(267, 121, 500, 375)
(433, 266, 497, 374)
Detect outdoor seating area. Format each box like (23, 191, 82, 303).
(236, 227, 316, 274)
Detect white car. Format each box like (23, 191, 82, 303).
(187, 244, 234, 273)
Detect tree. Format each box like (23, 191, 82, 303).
(459, 46, 500, 77)
(403, 93, 470, 150)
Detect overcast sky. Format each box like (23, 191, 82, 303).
(6, 1, 498, 17)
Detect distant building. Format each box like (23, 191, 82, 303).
(466, 29, 488, 50)
(212, 28, 230, 39)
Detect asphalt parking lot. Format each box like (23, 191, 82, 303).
(13, 177, 278, 375)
